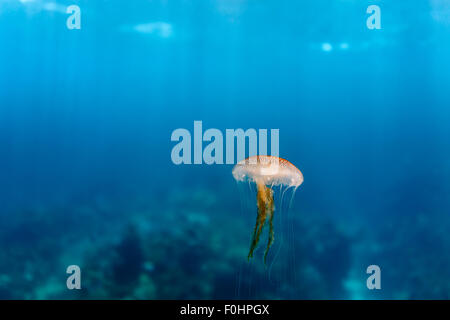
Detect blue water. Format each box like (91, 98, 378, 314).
(1, 0, 450, 299)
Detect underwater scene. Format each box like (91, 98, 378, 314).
(1, 0, 450, 300)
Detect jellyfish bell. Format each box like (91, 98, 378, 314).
(232, 156, 303, 264)
(232, 156, 303, 188)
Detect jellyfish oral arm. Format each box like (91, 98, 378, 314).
(247, 181, 275, 264)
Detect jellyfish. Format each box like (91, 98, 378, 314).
(232, 155, 303, 264)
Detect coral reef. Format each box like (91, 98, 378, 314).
(77, 187, 353, 299)
(4, 185, 448, 299)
